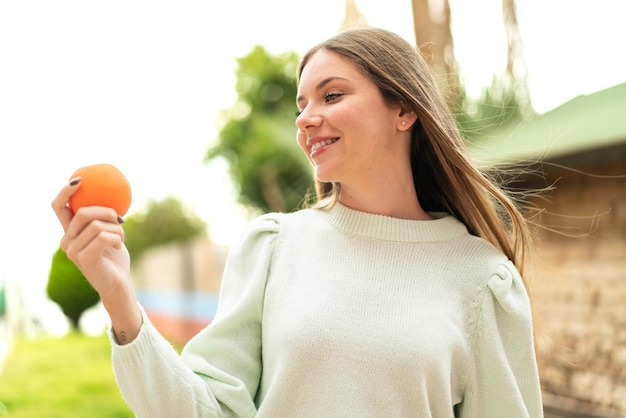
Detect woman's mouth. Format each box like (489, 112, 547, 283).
(311, 138, 339, 152)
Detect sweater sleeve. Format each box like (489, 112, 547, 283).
(458, 260, 544, 418)
(111, 214, 280, 418)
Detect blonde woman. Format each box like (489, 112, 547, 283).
(53, 28, 543, 417)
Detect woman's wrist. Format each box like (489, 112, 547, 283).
(101, 281, 143, 345)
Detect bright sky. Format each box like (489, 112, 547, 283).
(1, 0, 625, 323)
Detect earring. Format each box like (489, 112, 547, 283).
(401, 120, 407, 126)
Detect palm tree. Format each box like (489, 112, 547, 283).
(502, 0, 533, 117)
(411, 0, 462, 111)
(409, 0, 533, 136)
(341, 0, 368, 30)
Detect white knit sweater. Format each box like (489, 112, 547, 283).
(111, 203, 543, 417)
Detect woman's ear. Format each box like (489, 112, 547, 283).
(397, 107, 417, 131)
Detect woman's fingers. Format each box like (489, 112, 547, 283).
(60, 206, 129, 296)
(61, 207, 124, 258)
(51, 177, 82, 231)
(63, 214, 125, 264)
(73, 230, 128, 282)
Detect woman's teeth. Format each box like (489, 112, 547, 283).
(311, 138, 338, 152)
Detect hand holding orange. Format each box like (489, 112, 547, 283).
(68, 163, 132, 216)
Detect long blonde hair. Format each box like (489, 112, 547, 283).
(297, 28, 534, 278)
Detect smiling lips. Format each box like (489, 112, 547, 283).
(310, 138, 339, 153)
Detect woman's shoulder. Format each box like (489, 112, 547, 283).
(235, 208, 318, 243)
(445, 231, 519, 290)
(459, 253, 530, 323)
(248, 207, 316, 226)
(226, 212, 283, 256)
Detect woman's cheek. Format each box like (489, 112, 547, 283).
(296, 132, 310, 159)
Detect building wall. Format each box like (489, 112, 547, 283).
(526, 153, 626, 414)
(132, 236, 228, 346)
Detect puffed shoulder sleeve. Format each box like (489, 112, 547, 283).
(181, 213, 281, 416)
(458, 260, 544, 418)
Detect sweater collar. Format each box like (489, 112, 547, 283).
(321, 202, 469, 243)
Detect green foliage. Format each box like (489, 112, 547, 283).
(457, 73, 535, 143)
(0, 280, 6, 316)
(0, 333, 133, 416)
(47, 248, 100, 330)
(206, 45, 314, 214)
(123, 196, 206, 262)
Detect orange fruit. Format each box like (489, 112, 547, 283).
(68, 163, 132, 216)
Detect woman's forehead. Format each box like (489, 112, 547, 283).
(298, 50, 359, 88)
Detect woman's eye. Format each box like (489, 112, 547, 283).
(324, 92, 342, 102)
(295, 110, 303, 117)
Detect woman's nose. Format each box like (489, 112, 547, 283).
(295, 107, 322, 131)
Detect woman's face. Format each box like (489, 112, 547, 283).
(295, 49, 408, 187)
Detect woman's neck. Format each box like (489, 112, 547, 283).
(337, 182, 433, 221)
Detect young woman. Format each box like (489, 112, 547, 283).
(52, 28, 543, 417)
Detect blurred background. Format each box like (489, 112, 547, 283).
(1, 0, 625, 416)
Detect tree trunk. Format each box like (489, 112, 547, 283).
(411, 0, 462, 111)
(341, 0, 368, 30)
(502, 0, 533, 116)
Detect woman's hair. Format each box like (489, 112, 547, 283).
(297, 27, 534, 278)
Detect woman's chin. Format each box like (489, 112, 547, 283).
(313, 162, 340, 183)
(314, 171, 334, 184)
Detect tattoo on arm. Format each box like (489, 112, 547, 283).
(118, 330, 128, 344)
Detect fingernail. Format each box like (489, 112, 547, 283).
(117, 215, 124, 224)
(69, 178, 81, 186)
